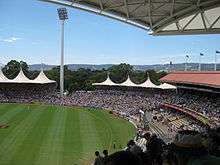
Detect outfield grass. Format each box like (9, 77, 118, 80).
(0, 103, 136, 165)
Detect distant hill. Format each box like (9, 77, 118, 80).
(67, 64, 113, 71)
(29, 63, 219, 71)
(29, 64, 56, 71)
(29, 64, 113, 71)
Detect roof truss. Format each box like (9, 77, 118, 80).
(40, 0, 220, 35)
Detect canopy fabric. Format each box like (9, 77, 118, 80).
(41, 0, 220, 35)
(0, 69, 56, 84)
(158, 83, 177, 90)
(118, 75, 138, 87)
(12, 69, 31, 83)
(93, 74, 175, 90)
(0, 69, 9, 82)
(138, 77, 159, 88)
(32, 70, 56, 84)
(92, 74, 117, 86)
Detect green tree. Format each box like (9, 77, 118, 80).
(46, 65, 74, 90)
(146, 70, 167, 85)
(1, 60, 167, 92)
(130, 70, 146, 84)
(108, 63, 133, 83)
(2, 60, 29, 79)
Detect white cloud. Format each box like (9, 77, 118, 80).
(0, 37, 21, 43)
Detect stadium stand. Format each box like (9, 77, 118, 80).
(0, 69, 57, 102)
(0, 70, 219, 164)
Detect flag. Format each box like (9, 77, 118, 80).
(216, 51, 220, 54)
(186, 55, 189, 58)
(200, 53, 204, 56)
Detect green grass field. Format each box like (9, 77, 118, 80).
(0, 103, 136, 165)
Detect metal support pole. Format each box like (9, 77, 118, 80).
(214, 53, 217, 71)
(60, 20, 64, 97)
(199, 55, 201, 71)
(185, 58, 187, 71)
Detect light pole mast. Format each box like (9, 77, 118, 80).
(215, 52, 217, 71)
(60, 19, 64, 97)
(57, 8, 68, 97)
(199, 53, 204, 71)
(215, 51, 220, 71)
(185, 55, 189, 71)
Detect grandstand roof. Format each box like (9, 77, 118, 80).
(138, 76, 159, 88)
(41, 0, 220, 35)
(12, 69, 31, 83)
(158, 83, 177, 89)
(119, 75, 138, 87)
(0, 69, 56, 84)
(33, 70, 56, 84)
(0, 69, 9, 82)
(92, 74, 117, 86)
(160, 71, 220, 88)
(93, 73, 175, 89)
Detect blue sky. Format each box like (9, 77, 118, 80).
(0, 0, 220, 65)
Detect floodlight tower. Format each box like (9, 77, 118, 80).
(185, 55, 189, 71)
(199, 53, 204, 71)
(57, 8, 68, 97)
(215, 51, 220, 71)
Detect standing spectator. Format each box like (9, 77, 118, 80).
(113, 142, 116, 150)
(94, 151, 104, 165)
(147, 134, 164, 165)
(103, 150, 108, 163)
(127, 140, 142, 155)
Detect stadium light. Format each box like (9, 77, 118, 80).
(57, 8, 68, 97)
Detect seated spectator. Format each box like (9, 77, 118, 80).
(147, 134, 164, 165)
(127, 140, 142, 155)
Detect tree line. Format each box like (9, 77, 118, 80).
(1, 60, 167, 92)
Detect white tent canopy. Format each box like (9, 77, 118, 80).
(92, 73, 176, 90)
(92, 74, 117, 86)
(12, 69, 31, 83)
(118, 75, 138, 87)
(0, 68, 56, 84)
(0, 69, 9, 82)
(158, 83, 177, 90)
(138, 76, 159, 89)
(32, 70, 56, 84)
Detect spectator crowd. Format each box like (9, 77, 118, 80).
(93, 129, 220, 165)
(0, 86, 219, 164)
(0, 88, 219, 128)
